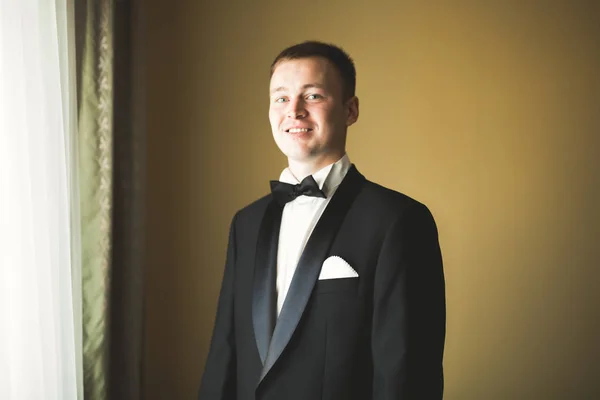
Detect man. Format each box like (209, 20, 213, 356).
(198, 41, 446, 400)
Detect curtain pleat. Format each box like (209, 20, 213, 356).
(77, 0, 114, 399)
(109, 0, 146, 398)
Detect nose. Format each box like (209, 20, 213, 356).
(287, 97, 307, 119)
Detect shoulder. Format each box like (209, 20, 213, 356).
(228, 193, 272, 228)
(238, 193, 272, 215)
(359, 178, 432, 216)
(356, 179, 440, 243)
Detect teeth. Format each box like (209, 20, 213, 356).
(288, 128, 310, 133)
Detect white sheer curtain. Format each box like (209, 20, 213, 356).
(0, 0, 82, 399)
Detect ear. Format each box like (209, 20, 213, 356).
(345, 96, 359, 127)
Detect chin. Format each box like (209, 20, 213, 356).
(276, 142, 311, 160)
(282, 150, 311, 162)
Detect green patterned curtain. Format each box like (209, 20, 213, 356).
(75, 1, 145, 398)
(77, 0, 114, 399)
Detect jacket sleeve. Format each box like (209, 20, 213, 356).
(198, 214, 238, 400)
(371, 203, 446, 399)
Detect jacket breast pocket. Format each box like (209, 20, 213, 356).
(315, 277, 359, 294)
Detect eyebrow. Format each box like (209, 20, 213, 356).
(269, 83, 326, 95)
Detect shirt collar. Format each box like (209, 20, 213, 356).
(278, 153, 352, 198)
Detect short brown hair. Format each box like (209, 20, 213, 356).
(270, 41, 356, 100)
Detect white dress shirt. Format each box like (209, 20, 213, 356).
(276, 154, 352, 315)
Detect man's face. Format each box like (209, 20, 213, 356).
(269, 57, 358, 168)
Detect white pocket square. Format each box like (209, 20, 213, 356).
(318, 256, 359, 280)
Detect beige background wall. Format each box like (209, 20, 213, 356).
(144, 2, 600, 399)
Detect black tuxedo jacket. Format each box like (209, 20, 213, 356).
(198, 165, 446, 400)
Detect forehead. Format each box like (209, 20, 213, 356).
(269, 57, 341, 90)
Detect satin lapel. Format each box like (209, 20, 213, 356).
(258, 166, 366, 383)
(252, 199, 282, 365)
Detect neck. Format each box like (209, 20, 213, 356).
(288, 152, 345, 181)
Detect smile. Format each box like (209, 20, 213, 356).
(286, 128, 312, 133)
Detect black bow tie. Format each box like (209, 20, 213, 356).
(270, 175, 327, 206)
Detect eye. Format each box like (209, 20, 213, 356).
(306, 94, 323, 100)
(274, 97, 288, 103)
